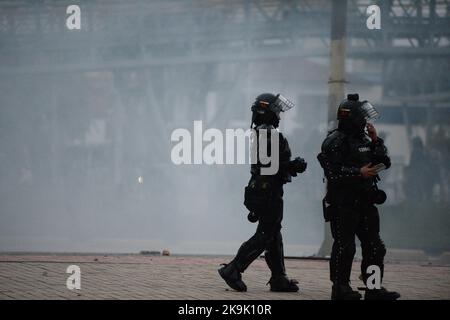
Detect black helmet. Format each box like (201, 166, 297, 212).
(251, 93, 294, 128)
(337, 93, 379, 133)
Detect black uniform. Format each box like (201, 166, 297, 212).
(318, 129, 390, 285)
(218, 93, 306, 293)
(232, 124, 295, 276)
(317, 93, 400, 300)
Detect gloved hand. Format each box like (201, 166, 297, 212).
(290, 157, 307, 174)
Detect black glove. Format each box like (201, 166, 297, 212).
(290, 157, 307, 174)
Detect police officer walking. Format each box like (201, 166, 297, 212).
(218, 93, 307, 292)
(317, 94, 400, 300)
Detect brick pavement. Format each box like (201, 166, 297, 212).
(0, 254, 448, 300)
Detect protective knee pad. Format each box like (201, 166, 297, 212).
(251, 231, 273, 255)
(247, 231, 273, 250)
(331, 237, 356, 269)
(362, 238, 386, 262)
(234, 231, 273, 272)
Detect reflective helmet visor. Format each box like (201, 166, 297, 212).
(271, 94, 295, 114)
(360, 101, 379, 122)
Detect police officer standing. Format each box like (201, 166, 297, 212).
(317, 94, 400, 300)
(218, 93, 307, 292)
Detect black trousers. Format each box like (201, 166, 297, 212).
(329, 202, 386, 285)
(231, 191, 286, 276)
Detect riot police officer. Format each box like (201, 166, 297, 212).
(317, 93, 400, 300)
(218, 93, 307, 292)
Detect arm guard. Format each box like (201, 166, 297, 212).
(317, 131, 362, 183)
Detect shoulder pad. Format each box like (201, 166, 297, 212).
(322, 130, 346, 152)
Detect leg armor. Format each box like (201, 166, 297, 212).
(357, 205, 386, 284)
(330, 206, 359, 285)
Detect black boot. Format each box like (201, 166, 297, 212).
(331, 284, 362, 300)
(267, 275, 299, 292)
(365, 287, 400, 300)
(218, 263, 247, 292)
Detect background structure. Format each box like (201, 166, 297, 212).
(1, 0, 449, 256)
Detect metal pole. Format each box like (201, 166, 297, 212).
(317, 0, 347, 257)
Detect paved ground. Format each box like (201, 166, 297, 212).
(0, 254, 449, 300)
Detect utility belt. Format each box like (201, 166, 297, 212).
(244, 175, 283, 214)
(322, 184, 386, 222)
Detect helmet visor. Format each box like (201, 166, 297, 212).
(271, 94, 295, 113)
(360, 101, 379, 122)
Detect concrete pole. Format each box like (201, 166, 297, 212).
(317, 0, 347, 257)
